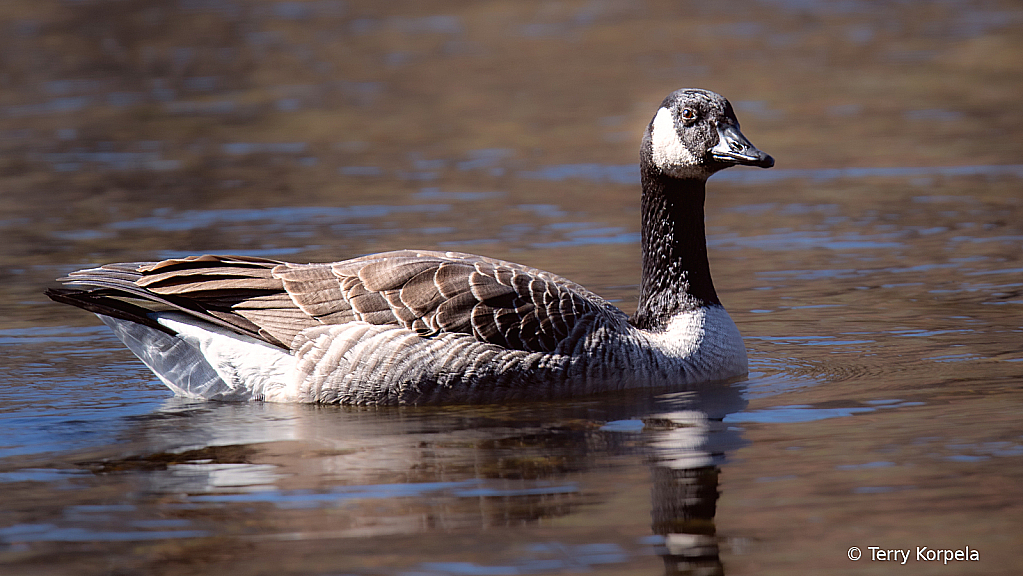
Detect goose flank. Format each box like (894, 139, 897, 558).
(46, 88, 774, 405)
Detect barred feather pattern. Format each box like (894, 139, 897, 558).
(80, 250, 620, 352)
(284, 306, 743, 404)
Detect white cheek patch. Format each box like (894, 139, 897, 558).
(651, 107, 697, 172)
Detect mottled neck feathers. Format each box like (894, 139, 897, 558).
(632, 171, 719, 331)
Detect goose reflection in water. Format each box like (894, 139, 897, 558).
(644, 387, 747, 575)
(76, 384, 747, 574)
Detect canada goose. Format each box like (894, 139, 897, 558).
(47, 89, 774, 404)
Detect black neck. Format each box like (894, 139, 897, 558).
(631, 170, 720, 330)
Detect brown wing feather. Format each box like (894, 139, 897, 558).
(398, 267, 447, 316)
(54, 250, 618, 354)
(56, 255, 292, 347)
(340, 251, 614, 353)
(357, 257, 443, 291)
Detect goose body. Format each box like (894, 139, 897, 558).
(47, 89, 773, 405)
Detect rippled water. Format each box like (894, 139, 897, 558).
(1, 1, 1021, 574)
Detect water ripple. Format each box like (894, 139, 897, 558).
(516, 163, 1023, 185)
(108, 204, 450, 232)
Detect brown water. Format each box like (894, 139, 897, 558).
(1, 1, 1021, 574)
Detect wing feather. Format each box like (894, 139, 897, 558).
(399, 267, 446, 316)
(468, 270, 517, 304)
(433, 262, 472, 299)
(53, 250, 621, 354)
(275, 265, 347, 318)
(470, 304, 505, 345)
(358, 257, 442, 291)
(434, 291, 477, 334)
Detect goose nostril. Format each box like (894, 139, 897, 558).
(730, 141, 742, 152)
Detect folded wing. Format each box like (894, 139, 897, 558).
(50, 250, 622, 354)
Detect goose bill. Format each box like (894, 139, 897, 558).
(710, 123, 775, 168)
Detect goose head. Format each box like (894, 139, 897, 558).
(642, 88, 774, 181)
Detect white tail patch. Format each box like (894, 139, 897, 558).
(154, 313, 296, 401)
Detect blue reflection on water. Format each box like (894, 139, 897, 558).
(221, 142, 307, 155)
(190, 479, 579, 509)
(0, 326, 167, 459)
(0, 523, 210, 543)
(519, 163, 637, 184)
(517, 163, 1023, 185)
(108, 204, 450, 232)
(724, 405, 874, 423)
(414, 542, 629, 576)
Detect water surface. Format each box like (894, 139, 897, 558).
(1, 1, 1021, 574)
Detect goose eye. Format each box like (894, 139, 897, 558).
(680, 108, 695, 120)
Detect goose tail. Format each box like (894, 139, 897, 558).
(46, 288, 270, 401)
